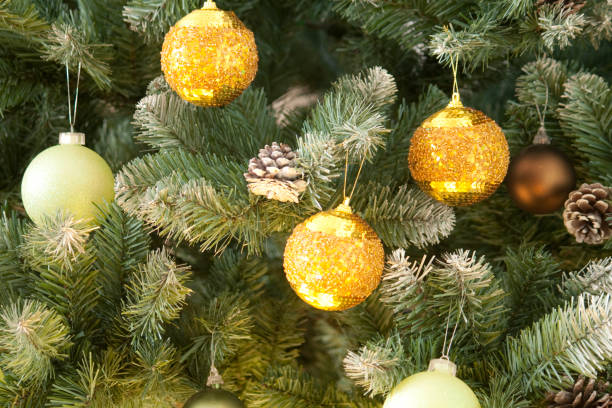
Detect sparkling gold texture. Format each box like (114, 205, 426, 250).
(160, 2, 258, 107)
(283, 202, 385, 311)
(408, 98, 509, 206)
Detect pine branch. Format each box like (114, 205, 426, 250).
(245, 365, 380, 408)
(18, 212, 102, 346)
(503, 294, 612, 395)
(122, 0, 200, 44)
(501, 245, 563, 333)
(133, 81, 281, 161)
(302, 66, 397, 161)
(336, 291, 396, 345)
(562, 257, 612, 297)
(333, 0, 467, 53)
(538, 4, 586, 51)
(0, 299, 71, 384)
(369, 85, 448, 184)
(558, 72, 612, 185)
(381, 249, 508, 358)
(352, 182, 455, 248)
(180, 294, 253, 376)
(477, 376, 531, 408)
(223, 296, 307, 385)
(122, 340, 192, 407)
(122, 249, 192, 342)
(20, 212, 97, 270)
(0, 210, 29, 294)
(343, 333, 412, 397)
(42, 23, 112, 89)
(0, 0, 49, 42)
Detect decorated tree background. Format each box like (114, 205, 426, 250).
(0, 0, 611, 407)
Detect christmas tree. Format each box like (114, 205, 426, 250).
(1, 0, 611, 407)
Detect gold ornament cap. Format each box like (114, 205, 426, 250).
(174, 1, 244, 29)
(59, 132, 85, 145)
(428, 358, 457, 377)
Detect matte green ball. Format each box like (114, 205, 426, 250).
(183, 389, 244, 408)
(383, 370, 480, 408)
(21, 144, 114, 226)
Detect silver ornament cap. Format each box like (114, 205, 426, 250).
(428, 358, 457, 376)
(59, 132, 85, 145)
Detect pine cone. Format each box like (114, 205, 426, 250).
(536, 0, 587, 14)
(244, 142, 307, 203)
(545, 376, 611, 408)
(563, 183, 612, 245)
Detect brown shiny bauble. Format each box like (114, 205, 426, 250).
(506, 144, 576, 214)
(183, 388, 244, 408)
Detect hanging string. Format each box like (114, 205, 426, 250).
(440, 290, 466, 359)
(532, 82, 551, 145)
(450, 53, 460, 101)
(534, 85, 549, 128)
(348, 154, 367, 201)
(342, 150, 349, 200)
(443, 25, 461, 105)
(65, 62, 82, 132)
(206, 330, 224, 387)
(341, 144, 368, 203)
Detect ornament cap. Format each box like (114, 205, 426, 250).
(206, 364, 224, 388)
(428, 358, 457, 376)
(201, 0, 218, 9)
(59, 132, 85, 145)
(336, 197, 353, 214)
(448, 92, 463, 108)
(532, 125, 551, 145)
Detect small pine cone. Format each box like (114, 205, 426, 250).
(563, 183, 612, 245)
(244, 142, 307, 203)
(536, 0, 587, 14)
(544, 376, 611, 408)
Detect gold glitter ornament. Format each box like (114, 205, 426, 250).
(408, 92, 509, 206)
(283, 199, 384, 311)
(160, 1, 258, 107)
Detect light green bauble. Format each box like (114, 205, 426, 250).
(384, 359, 480, 408)
(21, 133, 114, 226)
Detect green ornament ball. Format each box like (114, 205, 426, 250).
(21, 140, 114, 226)
(384, 360, 480, 408)
(183, 388, 244, 408)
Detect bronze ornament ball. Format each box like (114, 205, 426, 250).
(183, 388, 244, 408)
(506, 144, 576, 214)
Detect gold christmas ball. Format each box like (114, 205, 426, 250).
(506, 144, 576, 214)
(283, 200, 384, 311)
(408, 95, 509, 206)
(160, 1, 258, 107)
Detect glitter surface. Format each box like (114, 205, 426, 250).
(408, 98, 509, 206)
(283, 203, 385, 311)
(160, 3, 258, 107)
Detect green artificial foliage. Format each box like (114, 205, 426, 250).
(0, 1, 611, 407)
